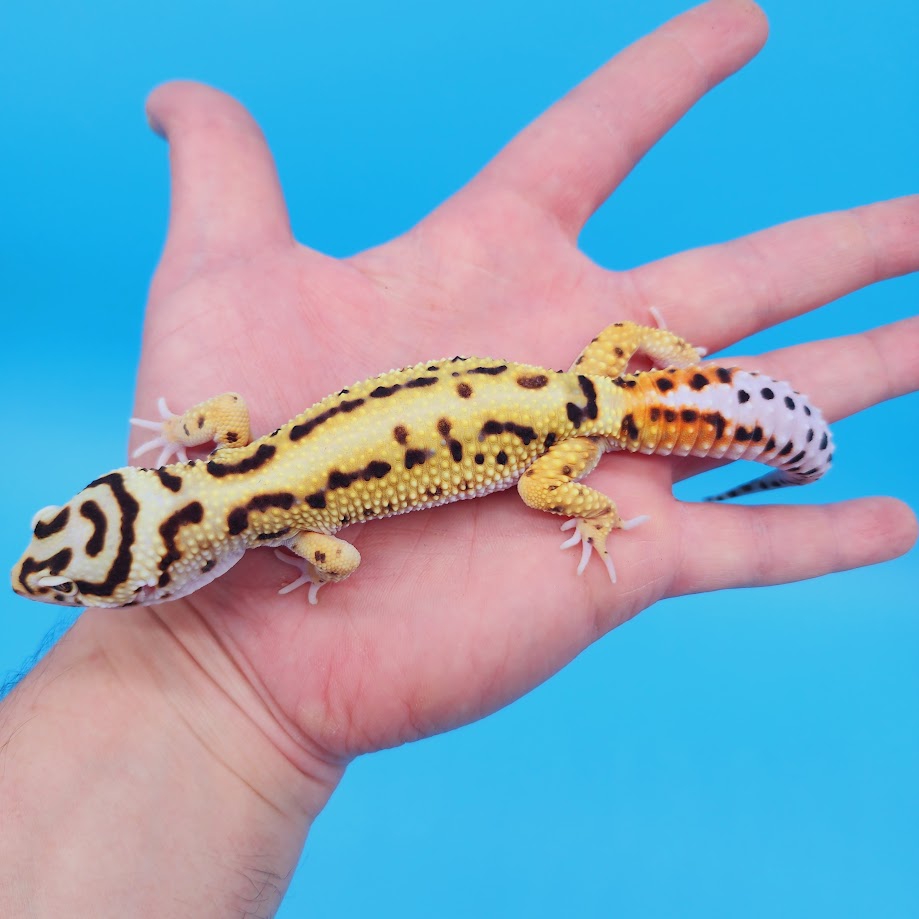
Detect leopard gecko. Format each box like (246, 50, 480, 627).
(12, 321, 832, 607)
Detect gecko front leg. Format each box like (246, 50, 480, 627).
(131, 393, 251, 464)
(275, 532, 362, 605)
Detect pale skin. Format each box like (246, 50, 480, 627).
(2, 0, 918, 914)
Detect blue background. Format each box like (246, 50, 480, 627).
(1, 1, 916, 915)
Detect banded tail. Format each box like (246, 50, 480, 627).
(611, 364, 833, 500)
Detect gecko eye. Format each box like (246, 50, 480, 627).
(37, 575, 76, 594)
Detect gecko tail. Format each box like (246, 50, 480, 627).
(704, 469, 805, 502)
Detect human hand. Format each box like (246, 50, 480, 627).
(126, 0, 918, 778)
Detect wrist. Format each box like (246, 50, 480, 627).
(0, 605, 343, 916)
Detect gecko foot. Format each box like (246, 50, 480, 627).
(559, 513, 650, 583)
(273, 550, 326, 605)
(130, 397, 188, 467)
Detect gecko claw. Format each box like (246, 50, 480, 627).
(273, 550, 325, 604)
(130, 397, 188, 466)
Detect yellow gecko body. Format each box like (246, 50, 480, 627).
(12, 322, 833, 607)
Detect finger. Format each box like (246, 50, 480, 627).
(672, 315, 919, 483)
(146, 81, 292, 264)
(472, 0, 767, 237)
(670, 497, 917, 596)
(630, 195, 919, 351)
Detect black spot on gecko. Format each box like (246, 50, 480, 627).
(761, 388, 774, 400)
(33, 506, 70, 539)
(371, 384, 402, 398)
(716, 368, 734, 384)
(256, 528, 292, 541)
(765, 437, 777, 451)
(614, 347, 624, 357)
(227, 508, 248, 536)
(206, 443, 276, 477)
(737, 390, 750, 404)
(437, 418, 452, 437)
(664, 409, 677, 423)
(496, 450, 508, 465)
(578, 376, 599, 420)
(328, 470, 354, 490)
(778, 442, 795, 457)
(689, 373, 709, 391)
(784, 396, 796, 411)
(475, 453, 485, 465)
(544, 432, 557, 449)
(249, 493, 296, 513)
(306, 491, 327, 509)
(649, 408, 661, 422)
(450, 441, 463, 462)
(406, 376, 439, 388)
(289, 398, 365, 440)
(820, 432, 829, 451)
(468, 365, 508, 376)
(702, 412, 726, 439)
(154, 468, 183, 492)
(480, 420, 538, 445)
(404, 448, 428, 470)
(427, 365, 439, 372)
(197, 415, 205, 428)
(806, 429, 814, 443)
(328, 461, 393, 491)
(456, 382, 473, 399)
(158, 571, 171, 588)
(201, 559, 216, 573)
(681, 409, 698, 423)
(159, 501, 205, 571)
(788, 450, 807, 465)
(656, 377, 674, 393)
(79, 500, 107, 558)
(365, 460, 392, 479)
(393, 425, 409, 444)
(804, 404, 812, 417)
(517, 374, 549, 389)
(621, 414, 640, 441)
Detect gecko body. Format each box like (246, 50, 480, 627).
(12, 322, 833, 607)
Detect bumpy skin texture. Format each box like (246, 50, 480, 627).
(12, 321, 831, 608)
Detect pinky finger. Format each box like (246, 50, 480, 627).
(669, 497, 917, 597)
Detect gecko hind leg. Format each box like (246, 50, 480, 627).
(570, 320, 706, 376)
(131, 392, 251, 465)
(518, 436, 648, 584)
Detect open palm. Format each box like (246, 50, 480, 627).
(132, 0, 918, 768)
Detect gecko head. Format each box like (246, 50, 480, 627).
(12, 469, 148, 609)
